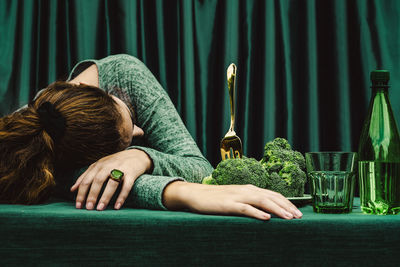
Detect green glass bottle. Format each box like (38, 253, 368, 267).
(358, 70, 400, 215)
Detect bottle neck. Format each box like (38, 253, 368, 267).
(371, 81, 389, 93)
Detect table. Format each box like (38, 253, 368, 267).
(1, 198, 399, 266)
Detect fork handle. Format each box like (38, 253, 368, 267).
(227, 63, 237, 133)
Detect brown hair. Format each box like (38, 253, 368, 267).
(0, 81, 124, 204)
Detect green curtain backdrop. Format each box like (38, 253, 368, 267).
(1, 0, 400, 167)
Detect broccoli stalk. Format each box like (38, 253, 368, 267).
(202, 175, 218, 185)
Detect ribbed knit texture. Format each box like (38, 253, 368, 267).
(67, 54, 213, 210)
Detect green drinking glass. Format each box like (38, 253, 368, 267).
(306, 152, 357, 214)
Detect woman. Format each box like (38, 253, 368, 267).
(0, 54, 302, 220)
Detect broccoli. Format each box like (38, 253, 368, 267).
(201, 138, 306, 198)
(202, 157, 269, 188)
(261, 138, 305, 170)
(264, 163, 306, 197)
(261, 137, 307, 197)
(202, 175, 218, 185)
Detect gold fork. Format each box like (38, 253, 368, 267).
(220, 63, 243, 160)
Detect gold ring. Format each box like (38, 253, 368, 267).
(110, 169, 124, 183)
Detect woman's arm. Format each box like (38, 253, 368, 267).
(163, 181, 303, 220)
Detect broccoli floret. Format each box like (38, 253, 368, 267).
(265, 166, 306, 198)
(211, 157, 269, 188)
(266, 172, 302, 197)
(261, 138, 305, 167)
(202, 175, 218, 185)
(262, 137, 291, 159)
(261, 137, 307, 197)
(261, 154, 283, 172)
(279, 162, 298, 185)
(279, 162, 307, 196)
(292, 151, 306, 170)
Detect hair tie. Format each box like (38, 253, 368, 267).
(37, 102, 66, 141)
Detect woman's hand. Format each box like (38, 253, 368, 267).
(163, 181, 303, 220)
(70, 149, 152, 211)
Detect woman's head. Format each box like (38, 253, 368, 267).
(33, 81, 127, 165)
(0, 81, 132, 204)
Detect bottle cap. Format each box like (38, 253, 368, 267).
(371, 70, 390, 82)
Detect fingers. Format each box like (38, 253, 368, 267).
(96, 179, 121, 211)
(234, 203, 271, 221)
(74, 166, 109, 209)
(70, 164, 95, 192)
(247, 185, 303, 219)
(267, 191, 303, 219)
(84, 168, 113, 210)
(74, 171, 97, 209)
(251, 197, 295, 220)
(253, 188, 302, 219)
(113, 176, 136, 210)
(84, 173, 136, 211)
(74, 167, 136, 211)
(234, 185, 302, 220)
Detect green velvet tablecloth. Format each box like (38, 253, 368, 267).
(1, 198, 399, 266)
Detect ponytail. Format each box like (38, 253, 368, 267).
(0, 107, 57, 204)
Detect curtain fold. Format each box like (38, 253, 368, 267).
(306, 0, 319, 152)
(1, 0, 400, 167)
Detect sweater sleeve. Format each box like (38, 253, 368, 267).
(92, 54, 213, 210)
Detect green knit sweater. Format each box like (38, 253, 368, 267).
(64, 54, 213, 210)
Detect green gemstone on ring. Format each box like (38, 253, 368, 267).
(110, 169, 124, 181)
